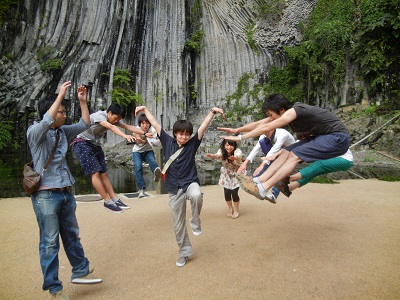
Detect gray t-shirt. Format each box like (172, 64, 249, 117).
(77, 110, 122, 146)
(289, 103, 347, 135)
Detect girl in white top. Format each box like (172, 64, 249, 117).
(205, 139, 245, 218)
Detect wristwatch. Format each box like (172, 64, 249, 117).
(210, 108, 216, 114)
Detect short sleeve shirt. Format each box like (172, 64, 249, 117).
(77, 110, 123, 146)
(159, 129, 201, 194)
(290, 103, 347, 135)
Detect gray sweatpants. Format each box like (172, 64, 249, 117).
(168, 182, 203, 257)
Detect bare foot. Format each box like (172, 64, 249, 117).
(232, 211, 240, 219)
(227, 208, 234, 218)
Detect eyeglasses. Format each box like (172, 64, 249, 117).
(58, 111, 67, 115)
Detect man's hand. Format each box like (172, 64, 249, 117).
(211, 107, 225, 118)
(219, 135, 240, 142)
(77, 85, 87, 102)
(236, 163, 247, 174)
(134, 133, 146, 143)
(59, 81, 72, 98)
(125, 135, 136, 143)
(217, 127, 238, 134)
(135, 106, 146, 116)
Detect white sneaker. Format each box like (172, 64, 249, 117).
(71, 273, 102, 284)
(176, 256, 188, 267)
(192, 230, 203, 236)
(138, 189, 146, 198)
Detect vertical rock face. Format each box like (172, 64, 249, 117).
(0, 0, 316, 132)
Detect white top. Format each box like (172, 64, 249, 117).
(245, 128, 296, 164)
(132, 126, 161, 153)
(340, 149, 353, 162)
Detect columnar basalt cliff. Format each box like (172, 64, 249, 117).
(0, 0, 316, 130)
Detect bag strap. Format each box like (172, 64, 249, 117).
(42, 131, 60, 173)
(161, 147, 184, 174)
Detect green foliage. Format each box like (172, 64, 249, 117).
(186, 0, 204, 55)
(263, 66, 304, 101)
(245, 20, 260, 55)
(186, 30, 205, 55)
(363, 156, 375, 163)
(40, 58, 63, 72)
(110, 69, 144, 106)
(0, 122, 13, 151)
(257, 0, 285, 20)
(189, 84, 198, 101)
(310, 176, 339, 184)
(0, 0, 19, 25)
(363, 105, 377, 115)
(36, 45, 55, 61)
(154, 87, 165, 103)
(351, 0, 400, 101)
(265, 0, 400, 108)
(379, 175, 400, 182)
(223, 73, 265, 121)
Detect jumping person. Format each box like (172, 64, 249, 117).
(71, 103, 144, 213)
(219, 94, 350, 202)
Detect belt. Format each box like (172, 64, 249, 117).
(49, 186, 71, 191)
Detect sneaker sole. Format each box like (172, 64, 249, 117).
(104, 207, 123, 213)
(71, 278, 103, 284)
(118, 206, 130, 210)
(176, 258, 188, 267)
(154, 168, 162, 182)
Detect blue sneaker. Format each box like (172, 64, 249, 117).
(104, 201, 123, 213)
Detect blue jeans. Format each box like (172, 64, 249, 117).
(132, 151, 159, 190)
(31, 190, 90, 294)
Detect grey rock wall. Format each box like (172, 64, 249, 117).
(1, 0, 317, 144)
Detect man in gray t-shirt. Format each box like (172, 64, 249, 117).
(72, 103, 144, 213)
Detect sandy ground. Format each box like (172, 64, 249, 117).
(0, 179, 399, 300)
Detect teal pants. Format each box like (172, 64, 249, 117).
(298, 157, 353, 187)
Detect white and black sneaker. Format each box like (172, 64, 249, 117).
(114, 199, 130, 209)
(104, 201, 123, 213)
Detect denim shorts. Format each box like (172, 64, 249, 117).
(72, 141, 107, 175)
(285, 132, 350, 163)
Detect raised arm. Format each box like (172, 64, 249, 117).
(77, 85, 90, 125)
(134, 106, 162, 135)
(48, 81, 71, 119)
(198, 107, 224, 139)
